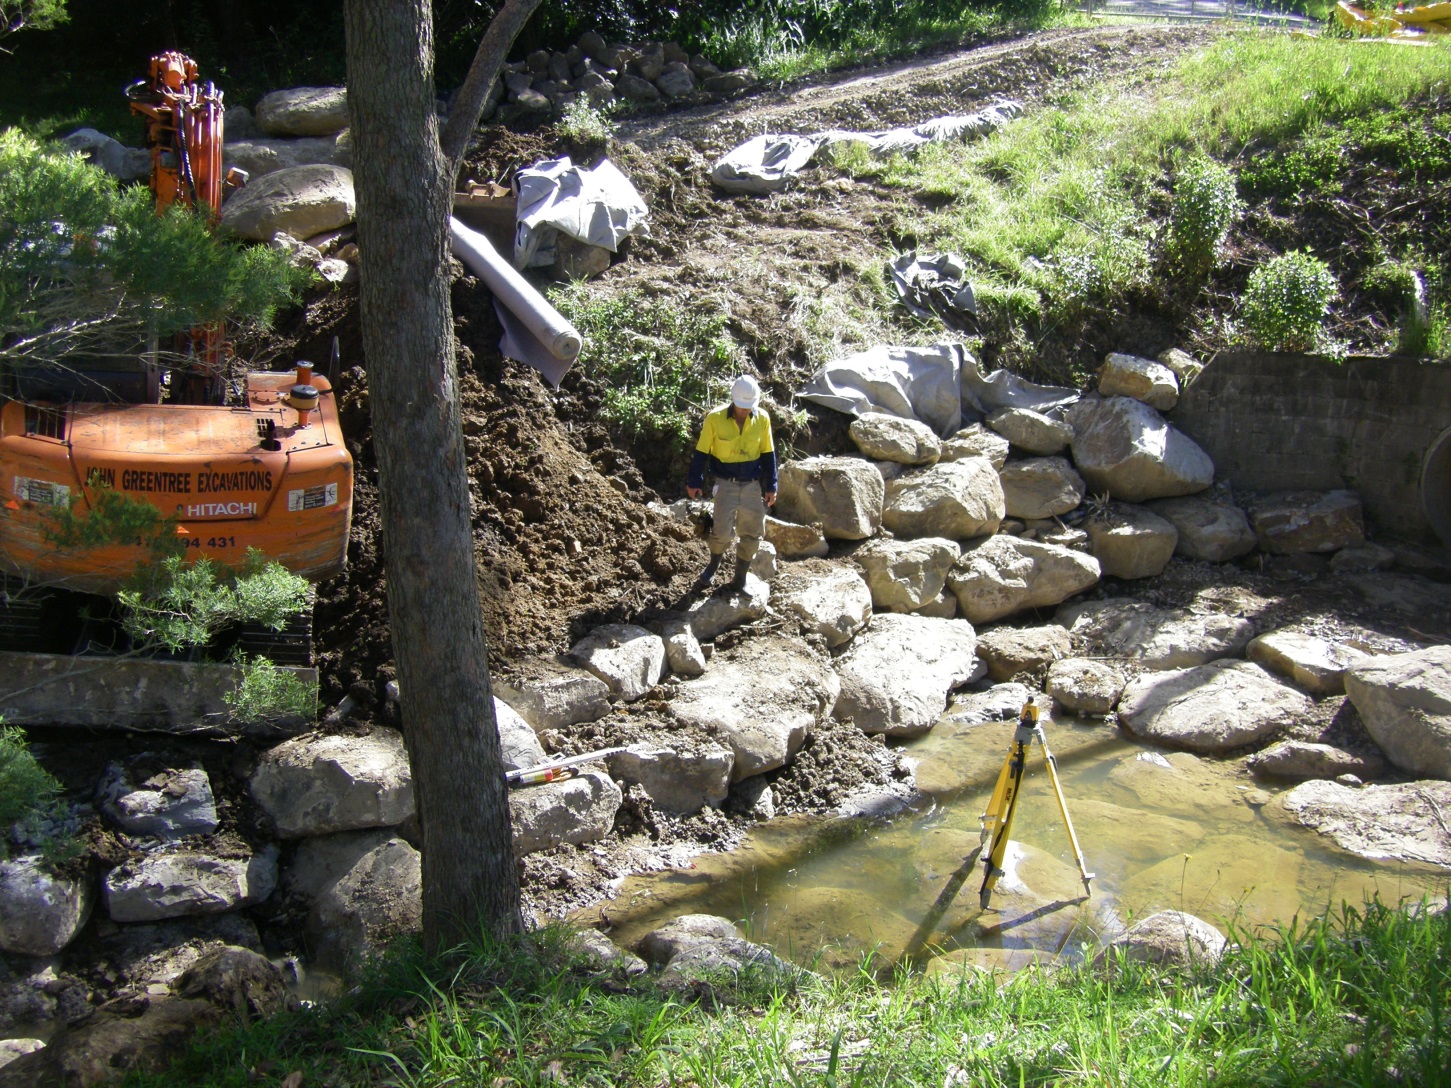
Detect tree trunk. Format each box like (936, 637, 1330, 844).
(342, 0, 522, 952)
(439, 0, 546, 176)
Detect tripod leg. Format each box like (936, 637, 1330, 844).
(979, 741, 1028, 909)
(1036, 728, 1095, 898)
(978, 745, 1016, 848)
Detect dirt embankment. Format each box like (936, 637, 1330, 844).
(263, 26, 1449, 918)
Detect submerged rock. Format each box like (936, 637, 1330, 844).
(1280, 780, 1451, 869)
(1093, 910, 1225, 969)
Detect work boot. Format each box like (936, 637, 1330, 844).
(695, 554, 723, 588)
(729, 562, 751, 592)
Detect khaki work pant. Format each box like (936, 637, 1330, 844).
(709, 479, 766, 563)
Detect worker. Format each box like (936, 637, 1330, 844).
(686, 375, 777, 591)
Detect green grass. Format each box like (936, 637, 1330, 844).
(125, 895, 1450, 1088)
(550, 282, 744, 456)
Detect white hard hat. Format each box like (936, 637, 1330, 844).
(731, 374, 762, 410)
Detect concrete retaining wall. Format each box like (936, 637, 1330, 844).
(1171, 351, 1451, 545)
(0, 652, 316, 735)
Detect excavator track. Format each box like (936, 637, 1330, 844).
(232, 592, 316, 667)
(0, 577, 47, 653)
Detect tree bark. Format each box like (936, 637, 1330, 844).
(343, 0, 522, 951)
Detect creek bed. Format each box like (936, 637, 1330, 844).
(577, 711, 1446, 973)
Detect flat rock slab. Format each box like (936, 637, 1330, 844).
(1247, 630, 1368, 695)
(1281, 780, 1451, 869)
(834, 614, 979, 737)
(1119, 660, 1313, 753)
(1246, 490, 1365, 554)
(670, 635, 838, 781)
(1057, 599, 1255, 670)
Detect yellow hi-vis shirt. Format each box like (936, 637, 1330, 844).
(694, 405, 774, 468)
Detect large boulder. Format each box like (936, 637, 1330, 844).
(1067, 395, 1214, 502)
(0, 856, 93, 956)
(1056, 599, 1255, 669)
(849, 412, 941, 464)
(833, 614, 979, 737)
(510, 770, 623, 854)
(987, 408, 1073, 455)
(220, 164, 355, 243)
(308, 837, 421, 967)
(1248, 741, 1386, 781)
(1046, 658, 1126, 715)
(1247, 630, 1369, 696)
(772, 562, 872, 647)
(947, 536, 1100, 624)
(249, 728, 413, 837)
(224, 135, 344, 178)
(975, 624, 1071, 682)
(998, 457, 1085, 520)
(606, 744, 734, 813)
(494, 660, 611, 731)
(96, 758, 219, 840)
(1245, 490, 1365, 554)
(852, 536, 960, 613)
(284, 828, 396, 900)
(1083, 503, 1178, 579)
(765, 516, 830, 558)
(103, 846, 279, 923)
(1344, 646, 1451, 780)
(1098, 352, 1179, 411)
(1093, 910, 1224, 969)
(254, 86, 350, 136)
(1144, 496, 1256, 562)
(492, 698, 548, 771)
(876, 461, 1004, 542)
(776, 457, 884, 540)
(941, 424, 1009, 468)
(1118, 660, 1313, 753)
(1281, 780, 1451, 868)
(670, 636, 839, 781)
(60, 127, 149, 181)
(568, 623, 666, 702)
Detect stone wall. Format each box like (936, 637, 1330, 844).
(1171, 351, 1451, 545)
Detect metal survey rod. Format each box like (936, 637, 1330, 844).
(505, 747, 629, 788)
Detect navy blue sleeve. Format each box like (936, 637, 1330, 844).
(759, 450, 777, 494)
(687, 450, 710, 490)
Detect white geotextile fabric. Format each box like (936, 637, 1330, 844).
(710, 102, 1023, 193)
(799, 344, 970, 437)
(799, 345, 1080, 437)
(513, 156, 650, 269)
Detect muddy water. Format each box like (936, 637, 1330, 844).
(579, 710, 1446, 973)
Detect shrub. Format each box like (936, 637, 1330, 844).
(118, 547, 311, 654)
(556, 97, 614, 145)
(226, 654, 318, 724)
(1166, 155, 1242, 278)
(0, 722, 63, 859)
(1241, 250, 1339, 352)
(0, 128, 306, 370)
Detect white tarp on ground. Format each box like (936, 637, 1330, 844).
(710, 102, 1023, 194)
(799, 345, 1080, 436)
(799, 344, 970, 437)
(514, 156, 650, 269)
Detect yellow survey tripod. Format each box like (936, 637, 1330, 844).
(977, 698, 1095, 908)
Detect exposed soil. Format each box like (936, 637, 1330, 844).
(226, 25, 1451, 923)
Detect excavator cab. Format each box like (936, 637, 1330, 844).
(0, 55, 353, 660)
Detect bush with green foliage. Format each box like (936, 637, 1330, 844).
(1166, 155, 1242, 278)
(552, 284, 742, 454)
(1242, 250, 1339, 353)
(556, 97, 614, 145)
(225, 654, 317, 723)
(118, 547, 311, 654)
(0, 0, 66, 41)
(44, 479, 179, 560)
(0, 721, 65, 860)
(0, 128, 306, 370)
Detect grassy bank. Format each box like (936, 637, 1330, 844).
(129, 896, 1449, 1087)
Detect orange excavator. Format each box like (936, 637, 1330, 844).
(0, 53, 353, 660)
